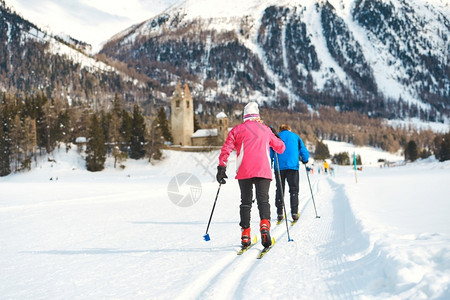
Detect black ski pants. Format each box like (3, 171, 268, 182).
(274, 169, 299, 215)
(238, 177, 271, 229)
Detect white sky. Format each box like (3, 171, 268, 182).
(5, 0, 180, 52)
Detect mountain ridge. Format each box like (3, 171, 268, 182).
(0, 1, 150, 107)
(102, 0, 450, 121)
(1, 0, 449, 123)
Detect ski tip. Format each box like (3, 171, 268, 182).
(203, 233, 210, 241)
(252, 235, 258, 243)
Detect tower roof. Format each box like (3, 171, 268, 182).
(216, 112, 227, 119)
(183, 84, 192, 99)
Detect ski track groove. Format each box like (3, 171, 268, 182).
(174, 250, 238, 300)
(177, 175, 320, 300)
(0, 190, 146, 212)
(178, 173, 369, 299)
(176, 202, 302, 300)
(196, 220, 293, 299)
(316, 177, 367, 299)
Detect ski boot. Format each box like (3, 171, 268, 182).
(277, 214, 284, 222)
(260, 219, 272, 248)
(241, 227, 251, 247)
(292, 212, 299, 221)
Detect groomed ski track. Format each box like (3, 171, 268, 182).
(0, 170, 377, 299)
(1, 149, 409, 299)
(3, 148, 450, 299)
(177, 174, 371, 300)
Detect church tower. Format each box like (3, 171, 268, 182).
(171, 83, 194, 146)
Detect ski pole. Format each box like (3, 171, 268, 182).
(275, 153, 293, 242)
(305, 164, 320, 218)
(203, 183, 222, 241)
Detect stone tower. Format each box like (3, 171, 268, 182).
(171, 83, 194, 146)
(216, 112, 229, 144)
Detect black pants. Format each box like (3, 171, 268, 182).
(274, 169, 299, 215)
(238, 177, 271, 229)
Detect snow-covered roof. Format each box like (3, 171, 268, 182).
(216, 112, 227, 119)
(75, 137, 87, 143)
(192, 129, 218, 138)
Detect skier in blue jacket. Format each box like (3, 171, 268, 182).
(270, 124, 309, 222)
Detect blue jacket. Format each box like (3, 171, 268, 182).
(271, 130, 309, 171)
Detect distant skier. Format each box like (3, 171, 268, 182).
(323, 161, 329, 174)
(270, 124, 309, 222)
(216, 102, 285, 248)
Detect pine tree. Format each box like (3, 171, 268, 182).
(100, 112, 112, 152)
(112, 93, 123, 117)
(120, 109, 132, 152)
(129, 105, 146, 159)
(22, 117, 37, 169)
(405, 140, 418, 162)
(10, 115, 23, 171)
(436, 132, 450, 162)
(0, 95, 12, 176)
(146, 118, 163, 162)
(0, 123, 11, 176)
(85, 114, 106, 172)
(110, 111, 126, 167)
(157, 107, 173, 143)
(34, 94, 49, 153)
(54, 111, 71, 145)
(44, 99, 60, 153)
(332, 152, 350, 165)
(314, 140, 331, 160)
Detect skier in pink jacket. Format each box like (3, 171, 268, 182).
(216, 102, 285, 248)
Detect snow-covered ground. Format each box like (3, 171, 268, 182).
(387, 118, 450, 133)
(1, 143, 449, 299)
(323, 140, 404, 166)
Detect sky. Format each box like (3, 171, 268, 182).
(6, 0, 180, 52)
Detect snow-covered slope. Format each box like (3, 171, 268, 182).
(12, 11, 113, 74)
(0, 2, 149, 105)
(7, 0, 182, 53)
(1, 144, 449, 299)
(103, 0, 450, 121)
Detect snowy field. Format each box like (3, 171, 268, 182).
(0, 143, 449, 299)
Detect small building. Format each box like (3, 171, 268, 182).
(191, 128, 218, 146)
(170, 84, 229, 147)
(75, 137, 87, 153)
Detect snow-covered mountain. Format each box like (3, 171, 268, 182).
(101, 0, 450, 121)
(0, 2, 147, 105)
(6, 0, 181, 53)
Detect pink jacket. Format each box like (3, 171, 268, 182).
(218, 120, 285, 180)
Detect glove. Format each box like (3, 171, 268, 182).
(216, 165, 228, 184)
(270, 126, 281, 139)
(302, 160, 309, 165)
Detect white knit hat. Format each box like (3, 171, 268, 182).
(243, 102, 259, 121)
